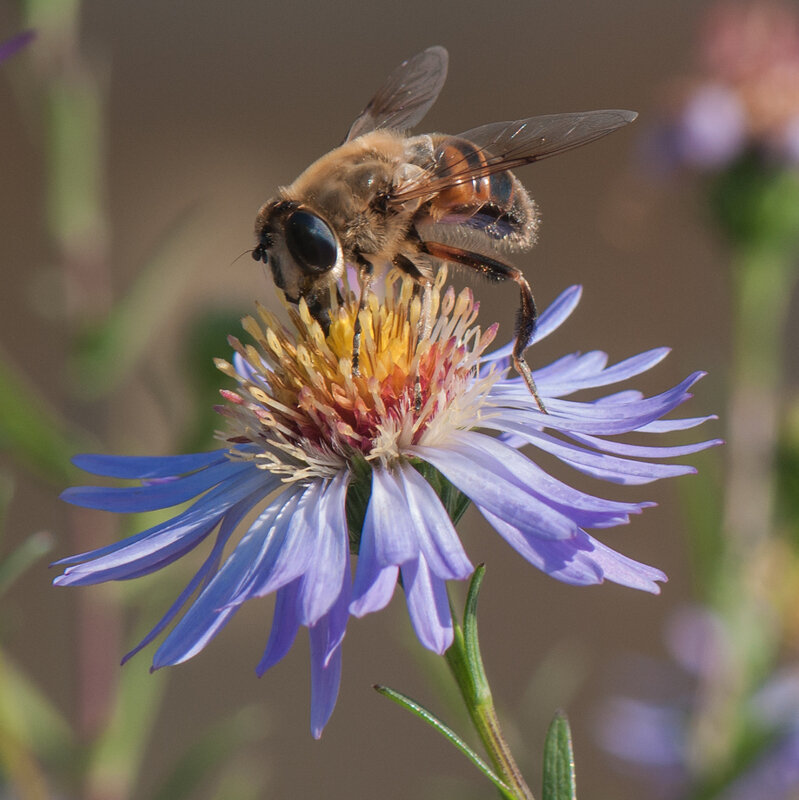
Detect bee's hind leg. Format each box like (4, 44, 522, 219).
(418, 240, 547, 413)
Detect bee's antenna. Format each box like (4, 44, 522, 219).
(231, 249, 257, 267)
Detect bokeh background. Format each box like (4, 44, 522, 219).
(0, 1, 756, 798)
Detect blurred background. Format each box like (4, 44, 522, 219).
(1, 0, 793, 798)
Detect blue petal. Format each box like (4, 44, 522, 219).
(297, 471, 350, 626)
(317, 556, 352, 666)
(152, 485, 304, 668)
(71, 450, 228, 479)
(422, 430, 650, 526)
(533, 348, 671, 398)
(483, 285, 582, 369)
(532, 285, 582, 343)
(350, 490, 400, 617)
(481, 505, 665, 592)
(400, 556, 453, 654)
(639, 415, 718, 433)
(565, 431, 723, 460)
(238, 480, 331, 601)
(62, 458, 253, 512)
(55, 517, 218, 585)
(364, 468, 421, 566)
(309, 621, 343, 739)
(408, 441, 580, 539)
(54, 466, 273, 577)
(487, 424, 700, 485)
(121, 488, 270, 664)
(397, 463, 473, 580)
(491, 373, 706, 436)
(256, 581, 301, 676)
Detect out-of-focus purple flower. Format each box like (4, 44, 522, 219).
(675, 84, 747, 168)
(652, 2, 799, 170)
(55, 275, 718, 736)
(0, 31, 34, 63)
(719, 728, 799, 800)
(599, 606, 799, 800)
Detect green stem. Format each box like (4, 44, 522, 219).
(445, 572, 535, 800)
(690, 243, 797, 784)
(722, 246, 795, 554)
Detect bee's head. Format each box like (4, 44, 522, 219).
(253, 200, 342, 304)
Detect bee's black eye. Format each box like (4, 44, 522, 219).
(284, 211, 338, 273)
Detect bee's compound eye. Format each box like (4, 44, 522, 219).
(285, 211, 338, 273)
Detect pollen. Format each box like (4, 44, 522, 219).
(216, 271, 500, 480)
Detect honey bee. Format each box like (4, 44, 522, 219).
(252, 46, 635, 409)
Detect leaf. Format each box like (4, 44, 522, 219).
(412, 459, 471, 526)
(542, 710, 577, 800)
(0, 650, 73, 760)
(152, 707, 266, 800)
(0, 351, 86, 485)
(86, 663, 167, 798)
(462, 565, 490, 704)
(71, 206, 203, 398)
(0, 531, 53, 597)
(178, 309, 251, 452)
(374, 684, 516, 800)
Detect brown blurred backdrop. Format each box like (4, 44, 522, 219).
(0, 1, 730, 798)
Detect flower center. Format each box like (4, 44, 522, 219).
(215, 271, 499, 480)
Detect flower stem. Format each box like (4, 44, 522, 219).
(445, 569, 535, 800)
(691, 242, 797, 778)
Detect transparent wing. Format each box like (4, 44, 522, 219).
(390, 109, 637, 202)
(344, 46, 449, 141)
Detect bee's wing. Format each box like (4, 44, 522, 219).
(344, 46, 449, 142)
(390, 109, 637, 202)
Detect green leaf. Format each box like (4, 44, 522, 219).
(71, 207, 203, 398)
(345, 453, 372, 552)
(179, 309, 251, 452)
(462, 565, 490, 704)
(0, 351, 86, 485)
(412, 459, 471, 526)
(0, 531, 53, 597)
(86, 663, 167, 798)
(152, 707, 266, 800)
(709, 150, 799, 252)
(374, 684, 516, 800)
(542, 710, 576, 800)
(0, 649, 73, 761)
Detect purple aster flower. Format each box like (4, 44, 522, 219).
(675, 83, 747, 168)
(651, 2, 799, 171)
(598, 607, 799, 800)
(0, 30, 34, 63)
(55, 273, 718, 736)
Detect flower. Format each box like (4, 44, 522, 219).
(55, 272, 718, 736)
(598, 607, 799, 800)
(0, 30, 34, 64)
(651, 1, 799, 170)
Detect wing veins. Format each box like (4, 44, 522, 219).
(390, 109, 637, 203)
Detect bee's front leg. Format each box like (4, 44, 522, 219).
(351, 255, 374, 377)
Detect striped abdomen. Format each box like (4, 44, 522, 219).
(424, 136, 537, 248)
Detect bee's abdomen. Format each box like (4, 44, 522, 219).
(422, 137, 537, 249)
(432, 138, 514, 212)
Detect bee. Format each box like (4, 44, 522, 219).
(252, 46, 635, 410)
